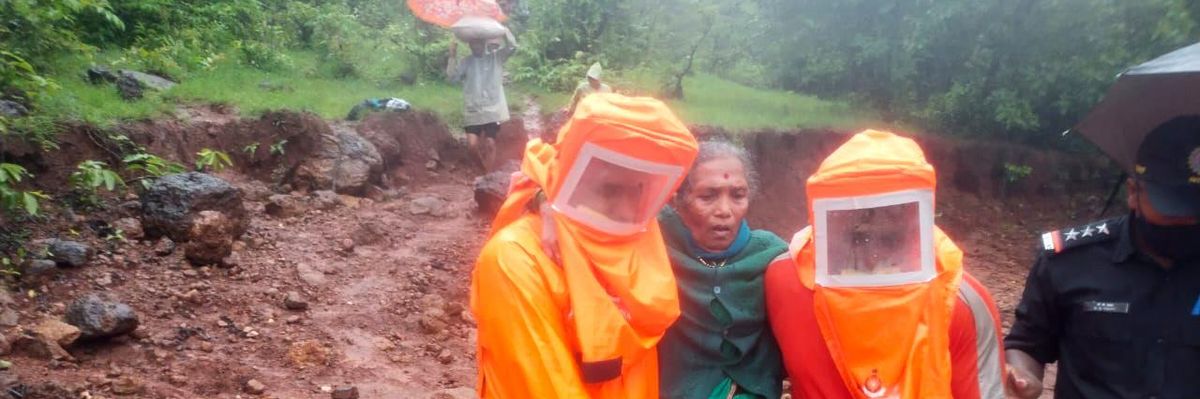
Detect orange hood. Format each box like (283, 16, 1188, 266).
(791, 129, 963, 399)
(488, 93, 698, 383)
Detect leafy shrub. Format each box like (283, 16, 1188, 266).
(0, 163, 48, 216)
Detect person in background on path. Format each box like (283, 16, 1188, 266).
(765, 130, 1007, 399)
(471, 93, 699, 398)
(657, 140, 786, 399)
(1005, 115, 1200, 399)
(568, 62, 612, 116)
(446, 28, 516, 169)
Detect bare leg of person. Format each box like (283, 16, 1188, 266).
(482, 137, 497, 171)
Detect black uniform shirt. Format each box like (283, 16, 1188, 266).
(1005, 214, 1200, 399)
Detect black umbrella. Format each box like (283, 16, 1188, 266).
(1073, 42, 1200, 172)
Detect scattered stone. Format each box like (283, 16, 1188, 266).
(425, 160, 438, 170)
(168, 373, 188, 386)
(311, 190, 341, 210)
(183, 210, 237, 265)
(111, 218, 144, 240)
(351, 221, 387, 246)
(338, 238, 355, 252)
(285, 315, 302, 324)
(111, 376, 142, 395)
(141, 172, 248, 242)
(0, 309, 18, 327)
(287, 340, 330, 366)
(244, 379, 267, 395)
(47, 240, 92, 268)
(20, 259, 58, 285)
(437, 349, 453, 364)
(12, 334, 72, 360)
(409, 196, 446, 216)
(338, 195, 362, 208)
(94, 273, 113, 287)
(267, 194, 309, 218)
(332, 386, 360, 399)
(31, 319, 81, 347)
(235, 180, 273, 202)
(153, 237, 176, 256)
(419, 313, 448, 335)
(116, 70, 176, 100)
(283, 291, 309, 311)
(0, 100, 28, 117)
(296, 263, 327, 286)
(86, 66, 119, 84)
(64, 293, 140, 340)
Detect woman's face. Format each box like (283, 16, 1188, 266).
(676, 156, 750, 252)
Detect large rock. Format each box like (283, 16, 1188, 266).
(473, 168, 517, 216)
(64, 293, 140, 340)
(0, 100, 27, 117)
(116, 70, 176, 100)
(142, 172, 248, 242)
(293, 127, 382, 194)
(47, 240, 92, 268)
(183, 211, 236, 266)
(86, 66, 119, 84)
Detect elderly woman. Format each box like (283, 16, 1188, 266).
(658, 140, 787, 399)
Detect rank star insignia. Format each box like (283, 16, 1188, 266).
(1189, 147, 1200, 175)
(1095, 222, 1110, 235)
(1081, 225, 1095, 237)
(1064, 228, 1081, 241)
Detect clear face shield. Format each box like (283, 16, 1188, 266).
(552, 143, 684, 235)
(813, 189, 936, 288)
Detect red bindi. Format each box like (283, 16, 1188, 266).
(723, 173, 730, 179)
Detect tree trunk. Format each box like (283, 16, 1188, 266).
(669, 23, 713, 100)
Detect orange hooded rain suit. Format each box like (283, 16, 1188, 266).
(764, 130, 1007, 399)
(470, 93, 699, 398)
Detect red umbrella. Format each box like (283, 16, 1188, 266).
(407, 0, 507, 28)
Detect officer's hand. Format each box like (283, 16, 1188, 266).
(1006, 366, 1043, 399)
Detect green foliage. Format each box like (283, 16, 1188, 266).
(0, 163, 48, 216)
(1003, 163, 1034, 183)
(243, 142, 260, 154)
(70, 160, 123, 192)
(122, 153, 186, 188)
(68, 160, 123, 208)
(195, 148, 233, 172)
(759, 0, 1197, 143)
(270, 139, 288, 156)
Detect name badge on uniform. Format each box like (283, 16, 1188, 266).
(1081, 301, 1130, 314)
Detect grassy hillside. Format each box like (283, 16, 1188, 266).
(30, 51, 875, 134)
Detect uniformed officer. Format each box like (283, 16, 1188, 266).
(1004, 115, 1200, 399)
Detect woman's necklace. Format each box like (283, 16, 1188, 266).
(697, 256, 729, 269)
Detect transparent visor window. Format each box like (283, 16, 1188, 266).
(814, 189, 936, 288)
(553, 143, 683, 235)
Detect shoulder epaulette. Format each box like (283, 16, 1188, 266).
(1039, 217, 1123, 256)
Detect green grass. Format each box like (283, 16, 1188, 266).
(30, 51, 875, 135)
(607, 69, 878, 131)
(669, 74, 878, 131)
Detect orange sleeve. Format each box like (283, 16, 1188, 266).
(474, 236, 587, 399)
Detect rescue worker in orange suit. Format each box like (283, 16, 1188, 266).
(470, 93, 699, 398)
(764, 130, 1008, 399)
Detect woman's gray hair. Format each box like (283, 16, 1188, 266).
(676, 139, 760, 198)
